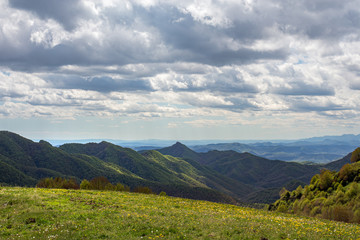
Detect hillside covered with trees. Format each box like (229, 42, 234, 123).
(0, 131, 354, 205)
(269, 147, 360, 223)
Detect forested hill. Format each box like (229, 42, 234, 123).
(0, 131, 245, 204)
(0, 131, 354, 204)
(269, 147, 360, 223)
(157, 142, 352, 203)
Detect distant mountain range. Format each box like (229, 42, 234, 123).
(188, 134, 360, 163)
(0, 131, 355, 204)
(44, 134, 360, 163)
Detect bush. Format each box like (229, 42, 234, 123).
(345, 182, 359, 200)
(276, 201, 288, 213)
(90, 176, 110, 190)
(332, 205, 353, 222)
(319, 170, 334, 191)
(353, 209, 360, 223)
(105, 183, 115, 191)
(159, 191, 167, 196)
(36, 177, 79, 189)
(62, 178, 79, 189)
(115, 183, 125, 191)
(80, 179, 91, 190)
(133, 186, 153, 194)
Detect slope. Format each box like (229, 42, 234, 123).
(158, 142, 333, 203)
(60, 142, 254, 200)
(270, 147, 360, 223)
(0, 131, 236, 203)
(0, 131, 142, 184)
(141, 150, 255, 199)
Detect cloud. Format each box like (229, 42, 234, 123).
(1, 0, 360, 139)
(271, 81, 335, 96)
(289, 97, 348, 112)
(9, 0, 93, 31)
(46, 75, 153, 93)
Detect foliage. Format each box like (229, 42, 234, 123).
(133, 186, 153, 194)
(159, 191, 167, 196)
(1, 187, 359, 239)
(79, 179, 91, 190)
(269, 159, 360, 223)
(36, 177, 79, 189)
(0, 131, 237, 204)
(351, 147, 360, 163)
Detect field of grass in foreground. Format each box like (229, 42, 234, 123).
(1, 187, 360, 240)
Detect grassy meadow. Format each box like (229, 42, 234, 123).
(1, 187, 360, 240)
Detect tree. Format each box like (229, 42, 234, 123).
(319, 169, 333, 191)
(351, 147, 360, 163)
(90, 176, 110, 190)
(80, 179, 91, 189)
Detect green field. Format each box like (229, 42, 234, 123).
(1, 187, 360, 240)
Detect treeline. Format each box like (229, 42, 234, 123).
(36, 176, 166, 196)
(269, 147, 360, 223)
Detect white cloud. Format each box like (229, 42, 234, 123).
(0, 0, 360, 139)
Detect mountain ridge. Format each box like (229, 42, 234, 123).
(0, 131, 354, 204)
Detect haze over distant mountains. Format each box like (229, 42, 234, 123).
(45, 134, 360, 163)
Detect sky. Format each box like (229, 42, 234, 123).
(0, 0, 360, 141)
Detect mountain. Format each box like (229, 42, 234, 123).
(156, 142, 201, 161)
(189, 139, 359, 163)
(269, 148, 360, 223)
(1, 131, 355, 205)
(157, 142, 351, 203)
(0, 131, 236, 203)
(158, 143, 319, 187)
(60, 141, 254, 200)
(323, 153, 352, 171)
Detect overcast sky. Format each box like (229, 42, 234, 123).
(1, 0, 360, 141)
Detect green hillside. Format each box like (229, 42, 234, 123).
(270, 147, 360, 223)
(0, 131, 236, 203)
(60, 142, 253, 201)
(142, 150, 255, 199)
(157, 142, 353, 203)
(1, 187, 359, 239)
(158, 143, 326, 203)
(0, 131, 355, 205)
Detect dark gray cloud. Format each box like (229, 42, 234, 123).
(276, 1, 360, 40)
(9, 0, 92, 31)
(140, 6, 288, 66)
(3, 0, 357, 72)
(290, 98, 347, 112)
(271, 81, 335, 96)
(1, 0, 359, 125)
(46, 75, 153, 93)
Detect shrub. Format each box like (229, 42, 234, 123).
(115, 183, 125, 191)
(159, 191, 167, 196)
(90, 176, 110, 190)
(133, 186, 153, 194)
(353, 209, 360, 223)
(310, 206, 321, 217)
(62, 178, 80, 189)
(319, 170, 333, 191)
(36, 177, 79, 189)
(332, 205, 353, 222)
(345, 182, 359, 200)
(339, 164, 359, 183)
(276, 201, 288, 213)
(105, 183, 115, 191)
(80, 179, 91, 190)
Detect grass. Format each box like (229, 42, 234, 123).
(1, 187, 360, 239)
